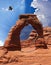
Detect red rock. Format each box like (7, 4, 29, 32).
(4, 14, 44, 50)
(43, 27, 51, 32)
(35, 38, 47, 49)
(28, 30, 37, 40)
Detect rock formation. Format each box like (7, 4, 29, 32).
(43, 27, 51, 45)
(28, 30, 37, 40)
(4, 14, 47, 50)
(0, 27, 51, 65)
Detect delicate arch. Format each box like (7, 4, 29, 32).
(4, 14, 43, 50)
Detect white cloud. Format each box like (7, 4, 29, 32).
(0, 40, 4, 46)
(31, 0, 51, 27)
(1, 8, 14, 11)
(18, 0, 25, 10)
(43, 0, 48, 1)
(1, 8, 9, 11)
(37, 14, 45, 20)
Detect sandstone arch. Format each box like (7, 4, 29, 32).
(4, 14, 46, 50)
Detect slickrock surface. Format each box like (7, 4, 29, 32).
(0, 27, 51, 65)
(0, 45, 51, 65)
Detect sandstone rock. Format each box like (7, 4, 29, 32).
(28, 30, 38, 40)
(0, 47, 8, 58)
(4, 14, 46, 50)
(0, 58, 8, 64)
(43, 27, 51, 32)
(0, 27, 51, 65)
(43, 27, 51, 45)
(35, 38, 47, 49)
(47, 35, 51, 45)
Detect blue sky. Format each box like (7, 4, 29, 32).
(0, 0, 51, 46)
(0, 0, 34, 45)
(31, 0, 51, 26)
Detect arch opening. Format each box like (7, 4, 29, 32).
(20, 24, 33, 40)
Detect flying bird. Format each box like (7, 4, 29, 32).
(8, 6, 13, 10)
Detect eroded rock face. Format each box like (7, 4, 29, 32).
(43, 27, 51, 45)
(28, 30, 37, 40)
(4, 14, 46, 50)
(28, 27, 51, 47)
